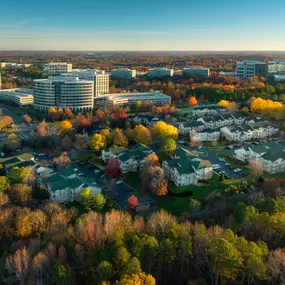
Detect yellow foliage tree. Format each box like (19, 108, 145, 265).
(136, 100, 142, 109)
(152, 121, 178, 140)
(116, 273, 156, 285)
(60, 120, 72, 130)
(217, 100, 230, 108)
(113, 130, 128, 148)
(156, 184, 168, 196)
(89, 134, 105, 151)
(16, 215, 32, 238)
(135, 124, 152, 145)
(48, 106, 57, 113)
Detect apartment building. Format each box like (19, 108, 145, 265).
(110, 68, 136, 79)
(95, 91, 171, 107)
(43, 62, 72, 76)
(189, 128, 220, 142)
(148, 68, 174, 78)
(162, 148, 213, 186)
(236, 60, 268, 78)
(178, 120, 205, 135)
(234, 142, 285, 174)
(61, 69, 109, 97)
(33, 76, 94, 112)
(192, 105, 226, 117)
(0, 88, 34, 105)
(183, 67, 210, 77)
(268, 60, 285, 75)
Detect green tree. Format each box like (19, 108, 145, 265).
(93, 193, 106, 211)
(93, 261, 113, 284)
(124, 257, 142, 275)
(7, 167, 34, 184)
(0, 176, 9, 192)
(206, 238, 242, 283)
(161, 138, 176, 154)
(114, 247, 131, 272)
(51, 260, 71, 285)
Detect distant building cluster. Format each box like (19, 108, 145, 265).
(110, 68, 136, 79)
(148, 68, 174, 78)
(43, 62, 73, 76)
(0, 62, 32, 69)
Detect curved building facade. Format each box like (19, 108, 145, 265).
(33, 77, 94, 112)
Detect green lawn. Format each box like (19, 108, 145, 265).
(123, 172, 142, 190)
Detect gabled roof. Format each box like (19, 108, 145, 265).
(58, 167, 76, 177)
(48, 178, 83, 192)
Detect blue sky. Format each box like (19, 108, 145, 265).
(0, 0, 285, 50)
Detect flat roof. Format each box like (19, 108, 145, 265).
(0, 88, 33, 97)
(97, 91, 170, 100)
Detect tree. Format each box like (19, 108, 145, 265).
(0, 176, 9, 192)
(48, 106, 57, 113)
(135, 125, 152, 145)
(52, 152, 71, 168)
(136, 100, 142, 109)
(0, 116, 14, 131)
(206, 238, 242, 282)
(7, 166, 34, 184)
(127, 194, 139, 209)
(156, 184, 168, 196)
(60, 120, 72, 131)
(114, 247, 131, 271)
(141, 166, 167, 194)
(152, 121, 178, 140)
(106, 158, 121, 178)
(94, 261, 114, 284)
(249, 159, 263, 177)
(145, 154, 160, 167)
(80, 187, 94, 210)
(22, 114, 32, 124)
(116, 273, 156, 285)
(188, 96, 198, 106)
(189, 198, 201, 215)
(5, 133, 21, 151)
(89, 134, 106, 151)
(51, 260, 71, 285)
(37, 121, 48, 137)
(161, 138, 176, 154)
(64, 108, 73, 118)
(113, 130, 129, 148)
(124, 257, 142, 275)
(93, 193, 107, 211)
(8, 183, 32, 204)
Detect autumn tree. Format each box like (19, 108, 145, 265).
(89, 134, 105, 151)
(152, 121, 178, 140)
(22, 114, 32, 124)
(113, 130, 128, 148)
(37, 121, 48, 137)
(106, 157, 121, 178)
(136, 100, 142, 109)
(144, 154, 160, 167)
(0, 176, 9, 192)
(60, 120, 72, 131)
(249, 159, 264, 177)
(156, 184, 168, 196)
(7, 166, 34, 184)
(161, 138, 176, 154)
(0, 116, 14, 131)
(52, 152, 71, 168)
(8, 183, 32, 204)
(188, 96, 198, 106)
(135, 124, 152, 145)
(116, 273, 156, 285)
(5, 133, 21, 151)
(64, 108, 73, 118)
(128, 194, 139, 210)
(48, 106, 57, 113)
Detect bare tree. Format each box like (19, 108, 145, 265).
(248, 159, 263, 177)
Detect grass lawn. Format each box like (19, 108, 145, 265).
(123, 172, 142, 190)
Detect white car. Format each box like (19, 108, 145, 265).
(116, 180, 123, 185)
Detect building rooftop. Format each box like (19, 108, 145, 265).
(97, 91, 170, 101)
(0, 88, 33, 97)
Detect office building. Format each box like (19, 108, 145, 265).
(218, 71, 237, 77)
(0, 73, 1, 90)
(0, 88, 34, 105)
(183, 67, 210, 77)
(95, 91, 171, 107)
(268, 60, 285, 75)
(0, 62, 32, 69)
(236, 60, 268, 78)
(43, 62, 73, 76)
(110, 68, 136, 79)
(61, 69, 109, 97)
(33, 77, 94, 112)
(148, 68, 174, 78)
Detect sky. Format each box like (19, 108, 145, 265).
(0, 0, 285, 51)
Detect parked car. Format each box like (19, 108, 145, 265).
(116, 180, 123, 185)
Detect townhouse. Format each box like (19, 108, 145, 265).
(189, 128, 220, 142)
(192, 105, 226, 117)
(178, 120, 205, 135)
(162, 148, 213, 186)
(234, 142, 285, 173)
(38, 167, 101, 203)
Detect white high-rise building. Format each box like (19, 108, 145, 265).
(236, 60, 268, 78)
(33, 77, 94, 112)
(61, 69, 109, 97)
(268, 60, 285, 75)
(43, 62, 73, 76)
(148, 68, 174, 78)
(110, 68, 136, 79)
(183, 67, 210, 77)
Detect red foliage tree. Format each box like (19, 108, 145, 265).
(127, 194, 139, 209)
(106, 158, 121, 178)
(64, 108, 73, 117)
(79, 115, 92, 128)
